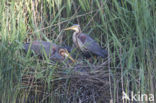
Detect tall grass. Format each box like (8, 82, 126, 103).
(0, 0, 155, 102)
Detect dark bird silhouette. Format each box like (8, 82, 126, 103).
(64, 24, 108, 58)
(24, 41, 75, 62)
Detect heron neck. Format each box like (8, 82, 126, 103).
(73, 32, 79, 47)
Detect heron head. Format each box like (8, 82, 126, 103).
(64, 24, 81, 33)
(58, 48, 75, 63)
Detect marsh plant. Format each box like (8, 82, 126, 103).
(0, 0, 155, 102)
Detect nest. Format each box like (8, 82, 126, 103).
(20, 59, 120, 103)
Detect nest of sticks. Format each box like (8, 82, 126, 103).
(20, 58, 121, 103)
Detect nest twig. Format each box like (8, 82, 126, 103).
(20, 61, 120, 103)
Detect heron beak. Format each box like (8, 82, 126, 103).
(64, 52, 76, 63)
(64, 26, 76, 31)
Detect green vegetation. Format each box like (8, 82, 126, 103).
(0, 0, 155, 102)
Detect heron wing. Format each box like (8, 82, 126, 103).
(78, 33, 107, 58)
(24, 41, 57, 57)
